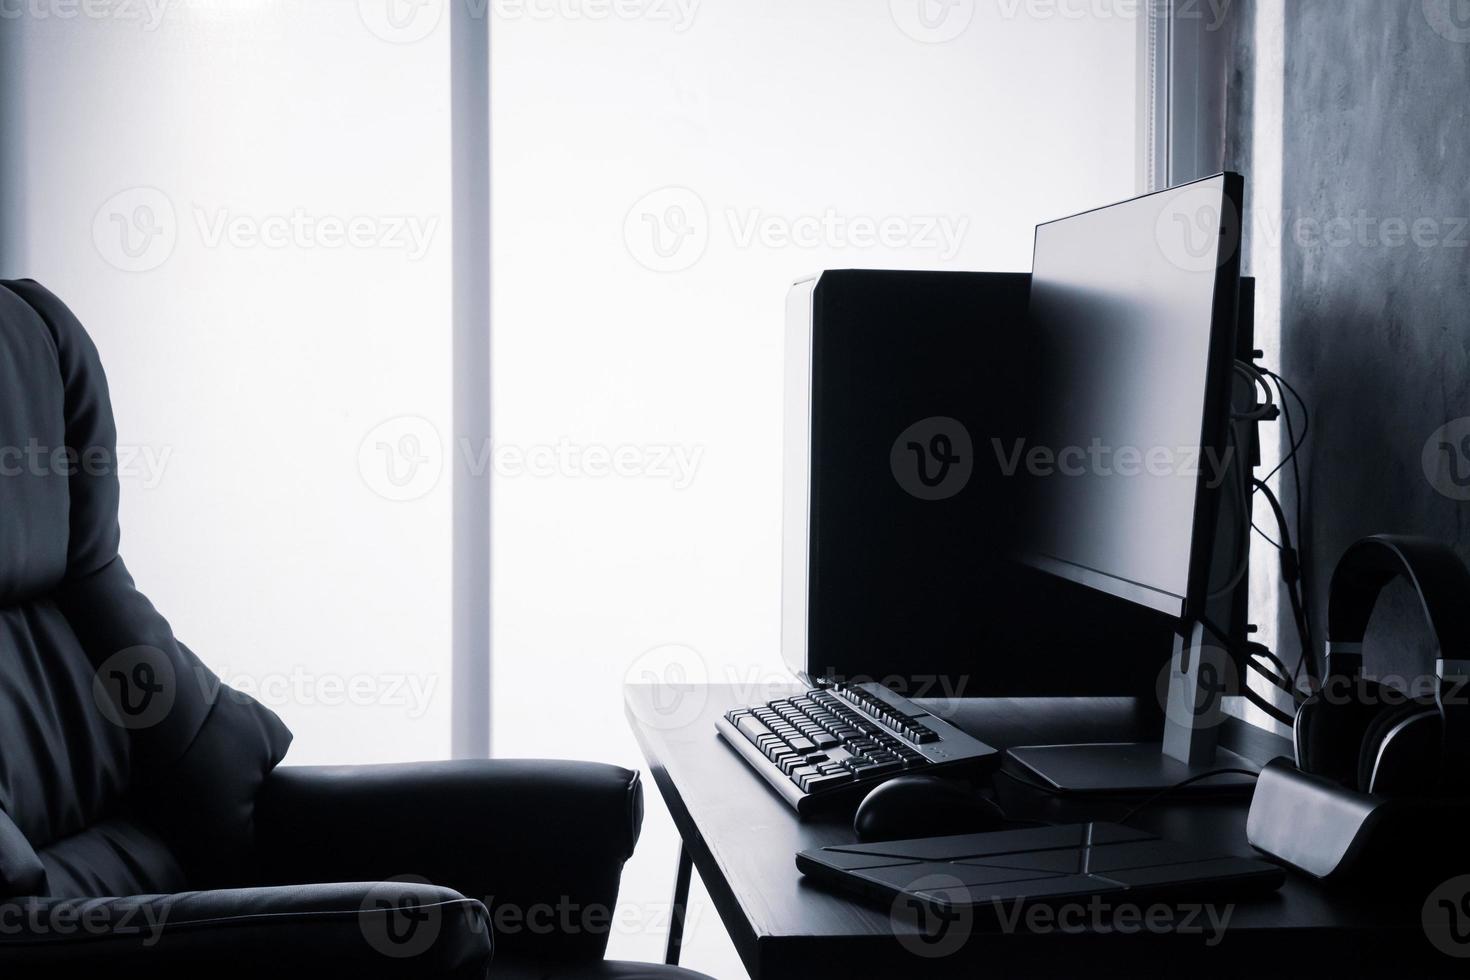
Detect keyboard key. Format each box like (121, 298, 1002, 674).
(812, 733, 840, 749)
(788, 765, 821, 784)
(800, 772, 853, 792)
(787, 737, 816, 754)
(736, 715, 774, 744)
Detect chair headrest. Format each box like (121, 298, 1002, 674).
(0, 280, 121, 604)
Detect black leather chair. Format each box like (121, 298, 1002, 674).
(0, 280, 711, 979)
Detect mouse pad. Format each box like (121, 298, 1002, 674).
(796, 822, 1284, 913)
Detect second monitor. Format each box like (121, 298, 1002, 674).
(1008, 172, 1260, 793)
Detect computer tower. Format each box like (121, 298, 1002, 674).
(782, 269, 1245, 699)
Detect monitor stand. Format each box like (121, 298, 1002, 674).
(1005, 621, 1261, 795)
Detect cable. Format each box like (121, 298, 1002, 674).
(1252, 521, 1282, 550)
(1253, 479, 1312, 675)
(1117, 769, 1261, 826)
(1199, 614, 1300, 727)
(1256, 367, 1316, 683)
(1232, 361, 1276, 421)
(1254, 367, 1309, 489)
(1245, 641, 1296, 692)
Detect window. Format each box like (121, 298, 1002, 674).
(489, 3, 1142, 969)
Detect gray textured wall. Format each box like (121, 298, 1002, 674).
(1259, 0, 1470, 677)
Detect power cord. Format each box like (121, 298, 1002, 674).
(1198, 614, 1300, 727)
(1253, 477, 1313, 680)
(1117, 769, 1261, 826)
(994, 766, 1264, 826)
(1257, 366, 1315, 682)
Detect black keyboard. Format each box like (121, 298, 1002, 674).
(715, 682, 999, 814)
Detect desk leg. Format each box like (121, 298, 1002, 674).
(664, 842, 694, 966)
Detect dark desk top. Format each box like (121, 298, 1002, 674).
(626, 683, 1459, 979)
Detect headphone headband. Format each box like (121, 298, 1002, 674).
(1326, 534, 1470, 789)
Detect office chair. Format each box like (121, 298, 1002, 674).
(0, 279, 710, 979)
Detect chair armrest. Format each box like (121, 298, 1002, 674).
(254, 760, 644, 963)
(0, 882, 490, 979)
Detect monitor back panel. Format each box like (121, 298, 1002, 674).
(783, 270, 1176, 698)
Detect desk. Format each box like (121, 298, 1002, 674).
(626, 683, 1459, 978)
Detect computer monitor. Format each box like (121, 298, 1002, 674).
(1006, 172, 1260, 794)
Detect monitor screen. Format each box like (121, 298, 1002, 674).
(1016, 173, 1243, 619)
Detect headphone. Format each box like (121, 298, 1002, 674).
(1293, 535, 1470, 797)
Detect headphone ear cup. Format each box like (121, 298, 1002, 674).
(1357, 698, 1442, 795)
(1293, 679, 1387, 786)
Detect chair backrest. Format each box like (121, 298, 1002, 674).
(0, 280, 292, 899)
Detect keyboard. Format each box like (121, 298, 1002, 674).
(715, 682, 999, 814)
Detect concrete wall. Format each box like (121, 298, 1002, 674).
(1234, 0, 1470, 677)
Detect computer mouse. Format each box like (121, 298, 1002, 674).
(853, 775, 1010, 843)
